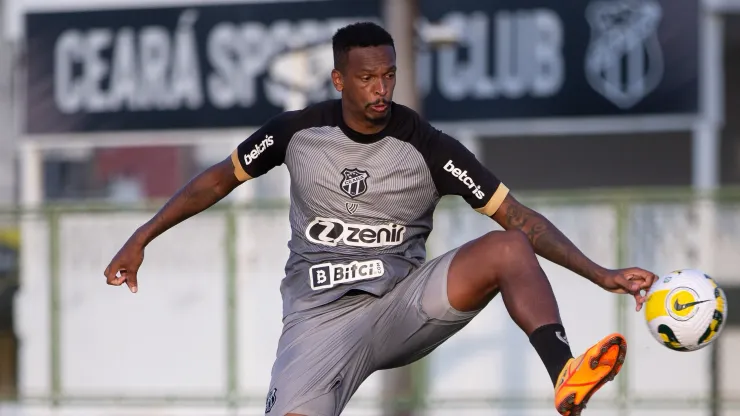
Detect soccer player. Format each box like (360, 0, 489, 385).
(104, 22, 658, 416)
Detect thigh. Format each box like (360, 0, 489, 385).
(265, 294, 377, 416)
(371, 248, 484, 370)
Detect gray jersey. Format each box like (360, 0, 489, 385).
(231, 100, 509, 317)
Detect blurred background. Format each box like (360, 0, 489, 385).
(0, 0, 739, 415)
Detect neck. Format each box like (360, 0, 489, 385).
(341, 101, 390, 135)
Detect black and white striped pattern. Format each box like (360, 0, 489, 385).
(281, 126, 441, 315)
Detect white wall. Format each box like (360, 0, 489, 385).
(8, 200, 740, 415)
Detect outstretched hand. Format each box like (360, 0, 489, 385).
(595, 267, 659, 312)
(104, 236, 145, 293)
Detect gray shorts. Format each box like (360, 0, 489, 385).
(263, 248, 480, 416)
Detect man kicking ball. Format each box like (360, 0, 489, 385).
(105, 22, 658, 416)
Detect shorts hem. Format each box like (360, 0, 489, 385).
(282, 388, 338, 416)
(419, 247, 483, 323)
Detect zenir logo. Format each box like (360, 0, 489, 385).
(305, 218, 405, 248)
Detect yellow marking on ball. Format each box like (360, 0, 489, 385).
(645, 289, 669, 322)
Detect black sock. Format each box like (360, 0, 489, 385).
(529, 323, 574, 386)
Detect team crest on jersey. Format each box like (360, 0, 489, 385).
(340, 168, 369, 198)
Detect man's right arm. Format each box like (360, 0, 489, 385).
(104, 156, 245, 292)
(131, 156, 243, 248)
(132, 110, 296, 248)
(105, 111, 297, 292)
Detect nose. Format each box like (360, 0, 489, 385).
(374, 79, 388, 97)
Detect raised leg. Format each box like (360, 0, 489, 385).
(445, 229, 627, 416)
(446, 229, 562, 333)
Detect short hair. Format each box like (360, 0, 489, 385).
(332, 22, 395, 70)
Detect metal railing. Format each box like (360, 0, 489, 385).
(0, 186, 738, 415)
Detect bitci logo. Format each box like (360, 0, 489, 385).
(310, 259, 385, 290)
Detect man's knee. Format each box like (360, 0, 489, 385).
(482, 229, 532, 258)
(475, 230, 536, 277)
(452, 230, 531, 280)
(495, 229, 529, 246)
(447, 230, 535, 311)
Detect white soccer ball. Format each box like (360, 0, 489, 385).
(644, 269, 727, 351)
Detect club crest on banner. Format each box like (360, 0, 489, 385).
(584, 0, 664, 109)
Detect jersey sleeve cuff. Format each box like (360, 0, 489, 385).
(231, 149, 252, 182)
(475, 183, 509, 216)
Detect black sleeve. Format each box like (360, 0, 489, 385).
(422, 122, 509, 216)
(230, 111, 298, 181)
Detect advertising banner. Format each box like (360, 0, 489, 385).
(24, 0, 698, 134)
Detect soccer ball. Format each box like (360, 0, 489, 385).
(644, 269, 727, 351)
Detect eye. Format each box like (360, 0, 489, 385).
(361, 76, 371, 82)
(386, 72, 396, 79)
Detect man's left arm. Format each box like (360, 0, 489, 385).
(418, 121, 656, 308)
(419, 118, 657, 310)
(492, 193, 607, 282)
(491, 193, 658, 309)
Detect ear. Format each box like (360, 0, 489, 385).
(331, 69, 344, 92)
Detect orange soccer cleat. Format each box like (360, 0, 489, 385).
(554, 333, 627, 416)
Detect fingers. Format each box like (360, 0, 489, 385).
(104, 261, 138, 293)
(644, 272, 659, 289)
(125, 271, 138, 293)
(634, 292, 647, 312)
(612, 273, 646, 312)
(104, 262, 125, 286)
(625, 268, 658, 312)
(621, 274, 647, 312)
(614, 274, 641, 294)
(606, 267, 659, 312)
(623, 269, 659, 291)
(630, 269, 658, 288)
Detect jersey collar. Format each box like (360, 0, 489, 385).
(335, 99, 395, 144)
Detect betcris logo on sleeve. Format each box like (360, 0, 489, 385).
(444, 160, 485, 200)
(244, 134, 274, 165)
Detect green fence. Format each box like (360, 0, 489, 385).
(0, 187, 739, 416)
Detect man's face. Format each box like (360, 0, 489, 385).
(332, 45, 396, 125)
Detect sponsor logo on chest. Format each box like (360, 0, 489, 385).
(305, 218, 406, 248)
(310, 259, 385, 290)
